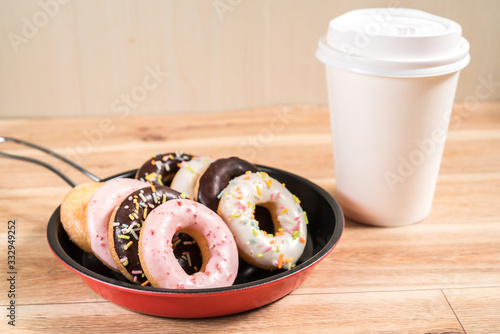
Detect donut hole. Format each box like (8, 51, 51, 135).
(172, 232, 203, 275)
(254, 205, 275, 235)
(162, 174, 175, 186)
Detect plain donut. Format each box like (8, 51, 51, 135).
(60, 182, 104, 253)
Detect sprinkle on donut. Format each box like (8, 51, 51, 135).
(217, 172, 308, 270)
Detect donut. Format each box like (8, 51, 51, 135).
(86, 178, 149, 271)
(170, 156, 214, 198)
(217, 172, 308, 270)
(60, 182, 104, 253)
(108, 185, 203, 285)
(194, 157, 259, 212)
(135, 152, 193, 186)
(139, 199, 239, 289)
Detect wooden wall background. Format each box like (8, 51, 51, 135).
(1, 0, 499, 118)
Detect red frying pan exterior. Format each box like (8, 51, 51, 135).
(52, 247, 331, 318)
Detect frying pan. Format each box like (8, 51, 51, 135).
(2, 137, 344, 318)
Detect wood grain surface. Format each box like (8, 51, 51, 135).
(0, 103, 499, 333)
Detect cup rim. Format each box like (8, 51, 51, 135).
(316, 35, 470, 78)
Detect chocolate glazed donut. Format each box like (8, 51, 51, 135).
(196, 157, 259, 212)
(109, 185, 202, 284)
(135, 152, 194, 186)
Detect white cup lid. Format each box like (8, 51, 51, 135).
(315, 8, 470, 77)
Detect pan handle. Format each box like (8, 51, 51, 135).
(0, 136, 101, 187)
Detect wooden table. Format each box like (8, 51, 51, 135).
(1, 103, 499, 333)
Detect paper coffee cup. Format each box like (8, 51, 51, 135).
(316, 8, 470, 226)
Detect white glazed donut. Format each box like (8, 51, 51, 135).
(139, 199, 239, 289)
(217, 172, 308, 270)
(86, 178, 148, 270)
(170, 156, 214, 199)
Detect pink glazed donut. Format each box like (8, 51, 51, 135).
(86, 178, 148, 270)
(139, 199, 239, 289)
